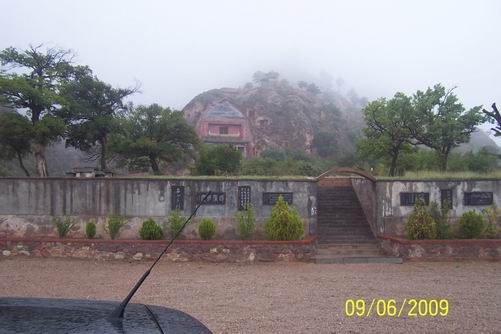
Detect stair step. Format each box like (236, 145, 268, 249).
(317, 229, 373, 234)
(318, 239, 377, 244)
(317, 225, 372, 234)
(317, 224, 372, 227)
(317, 209, 365, 213)
(317, 220, 368, 223)
(318, 234, 375, 239)
(318, 221, 369, 224)
(317, 250, 383, 256)
(318, 242, 380, 248)
(314, 256, 403, 264)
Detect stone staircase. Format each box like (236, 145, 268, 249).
(314, 183, 402, 264)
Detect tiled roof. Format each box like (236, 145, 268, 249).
(205, 101, 244, 119)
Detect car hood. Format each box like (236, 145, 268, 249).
(0, 297, 212, 334)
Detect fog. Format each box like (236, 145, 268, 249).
(1, 0, 500, 135)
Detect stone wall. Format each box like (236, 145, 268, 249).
(0, 177, 316, 239)
(0, 237, 317, 262)
(380, 236, 501, 261)
(375, 179, 501, 237)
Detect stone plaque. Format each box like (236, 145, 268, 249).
(263, 192, 293, 205)
(171, 186, 184, 210)
(197, 192, 225, 205)
(440, 189, 453, 208)
(399, 192, 430, 206)
(238, 186, 251, 211)
(464, 192, 493, 206)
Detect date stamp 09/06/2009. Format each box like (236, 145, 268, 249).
(345, 299, 449, 318)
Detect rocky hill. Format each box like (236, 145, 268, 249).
(182, 74, 367, 156)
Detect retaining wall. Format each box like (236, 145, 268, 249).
(0, 236, 317, 262)
(0, 177, 317, 239)
(353, 179, 501, 237)
(380, 236, 501, 261)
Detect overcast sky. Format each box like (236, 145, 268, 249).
(1, 0, 500, 136)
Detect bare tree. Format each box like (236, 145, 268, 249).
(483, 103, 501, 136)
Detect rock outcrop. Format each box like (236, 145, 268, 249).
(182, 78, 367, 156)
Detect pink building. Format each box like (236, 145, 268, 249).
(196, 101, 255, 157)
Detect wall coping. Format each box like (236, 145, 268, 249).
(376, 178, 501, 183)
(0, 176, 317, 182)
(0, 235, 317, 246)
(379, 235, 501, 246)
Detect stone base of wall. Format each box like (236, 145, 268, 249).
(0, 236, 317, 263)
(380, 236, 501, 261)
(0, 215, 313, 241)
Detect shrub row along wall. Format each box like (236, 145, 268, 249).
(0, 177, 317, 239)
(0, 237, 317, 262)
(352, 178, 501, 237)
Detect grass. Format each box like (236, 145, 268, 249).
(378, 170, 501, 181)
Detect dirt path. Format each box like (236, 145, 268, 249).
(1, 258, 500, 333)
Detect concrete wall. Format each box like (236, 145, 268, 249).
(4, 176, 501, 240)
(0, 177, 316, 239)
(374, 179, 501, 237)
(351, 178, 378, 235)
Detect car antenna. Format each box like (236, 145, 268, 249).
(110, 191, 212, 319)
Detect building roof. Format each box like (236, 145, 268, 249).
(204, 101, 244, 119)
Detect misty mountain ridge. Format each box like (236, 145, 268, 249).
(183, 72, 367, 157)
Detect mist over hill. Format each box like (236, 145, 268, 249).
(183, 72, 367, 158)
(1, 71, 499, 177)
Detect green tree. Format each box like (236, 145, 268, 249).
(405, 199, 436, 240)
(261, 147, 287, 161)
(264, 196, 304, 241)
(0, 45, 86, 176)
(358, 93, 414, 176)
(312, 131, 339, 158)
(194, 144, 242, 175)
(0, 112, 33, 176)
(59, 74, 136, 170)
(110, 104, 199, 175)
(409, 84, 484, 171)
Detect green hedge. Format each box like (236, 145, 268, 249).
(139, 218, 164, 240)
(264, 196, 304, 240)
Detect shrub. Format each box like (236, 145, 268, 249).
(405, 199, 436, 240)
(459, 211, 485, 239)
(198, 218, 216, 240)
(139, 218, 164, 240)
(235, 204, 255, 240)
(264, 196, 304, 240)
(85, 220, 97, 239)
(429, 202, 452, 239)
(52, 217, 74, 238)
(105, 215, 126, 240)
(168, 210, 185, 238)
(481, 206, 498, 239)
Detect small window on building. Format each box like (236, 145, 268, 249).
(440, 189, 453, 208)
(259, 119, 269, 126)
(219, 126, 228, 135)
(400, 192, 430, 206)
(464, 192, 493, 206)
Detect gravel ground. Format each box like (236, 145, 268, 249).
(0, 258, 500, 333)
